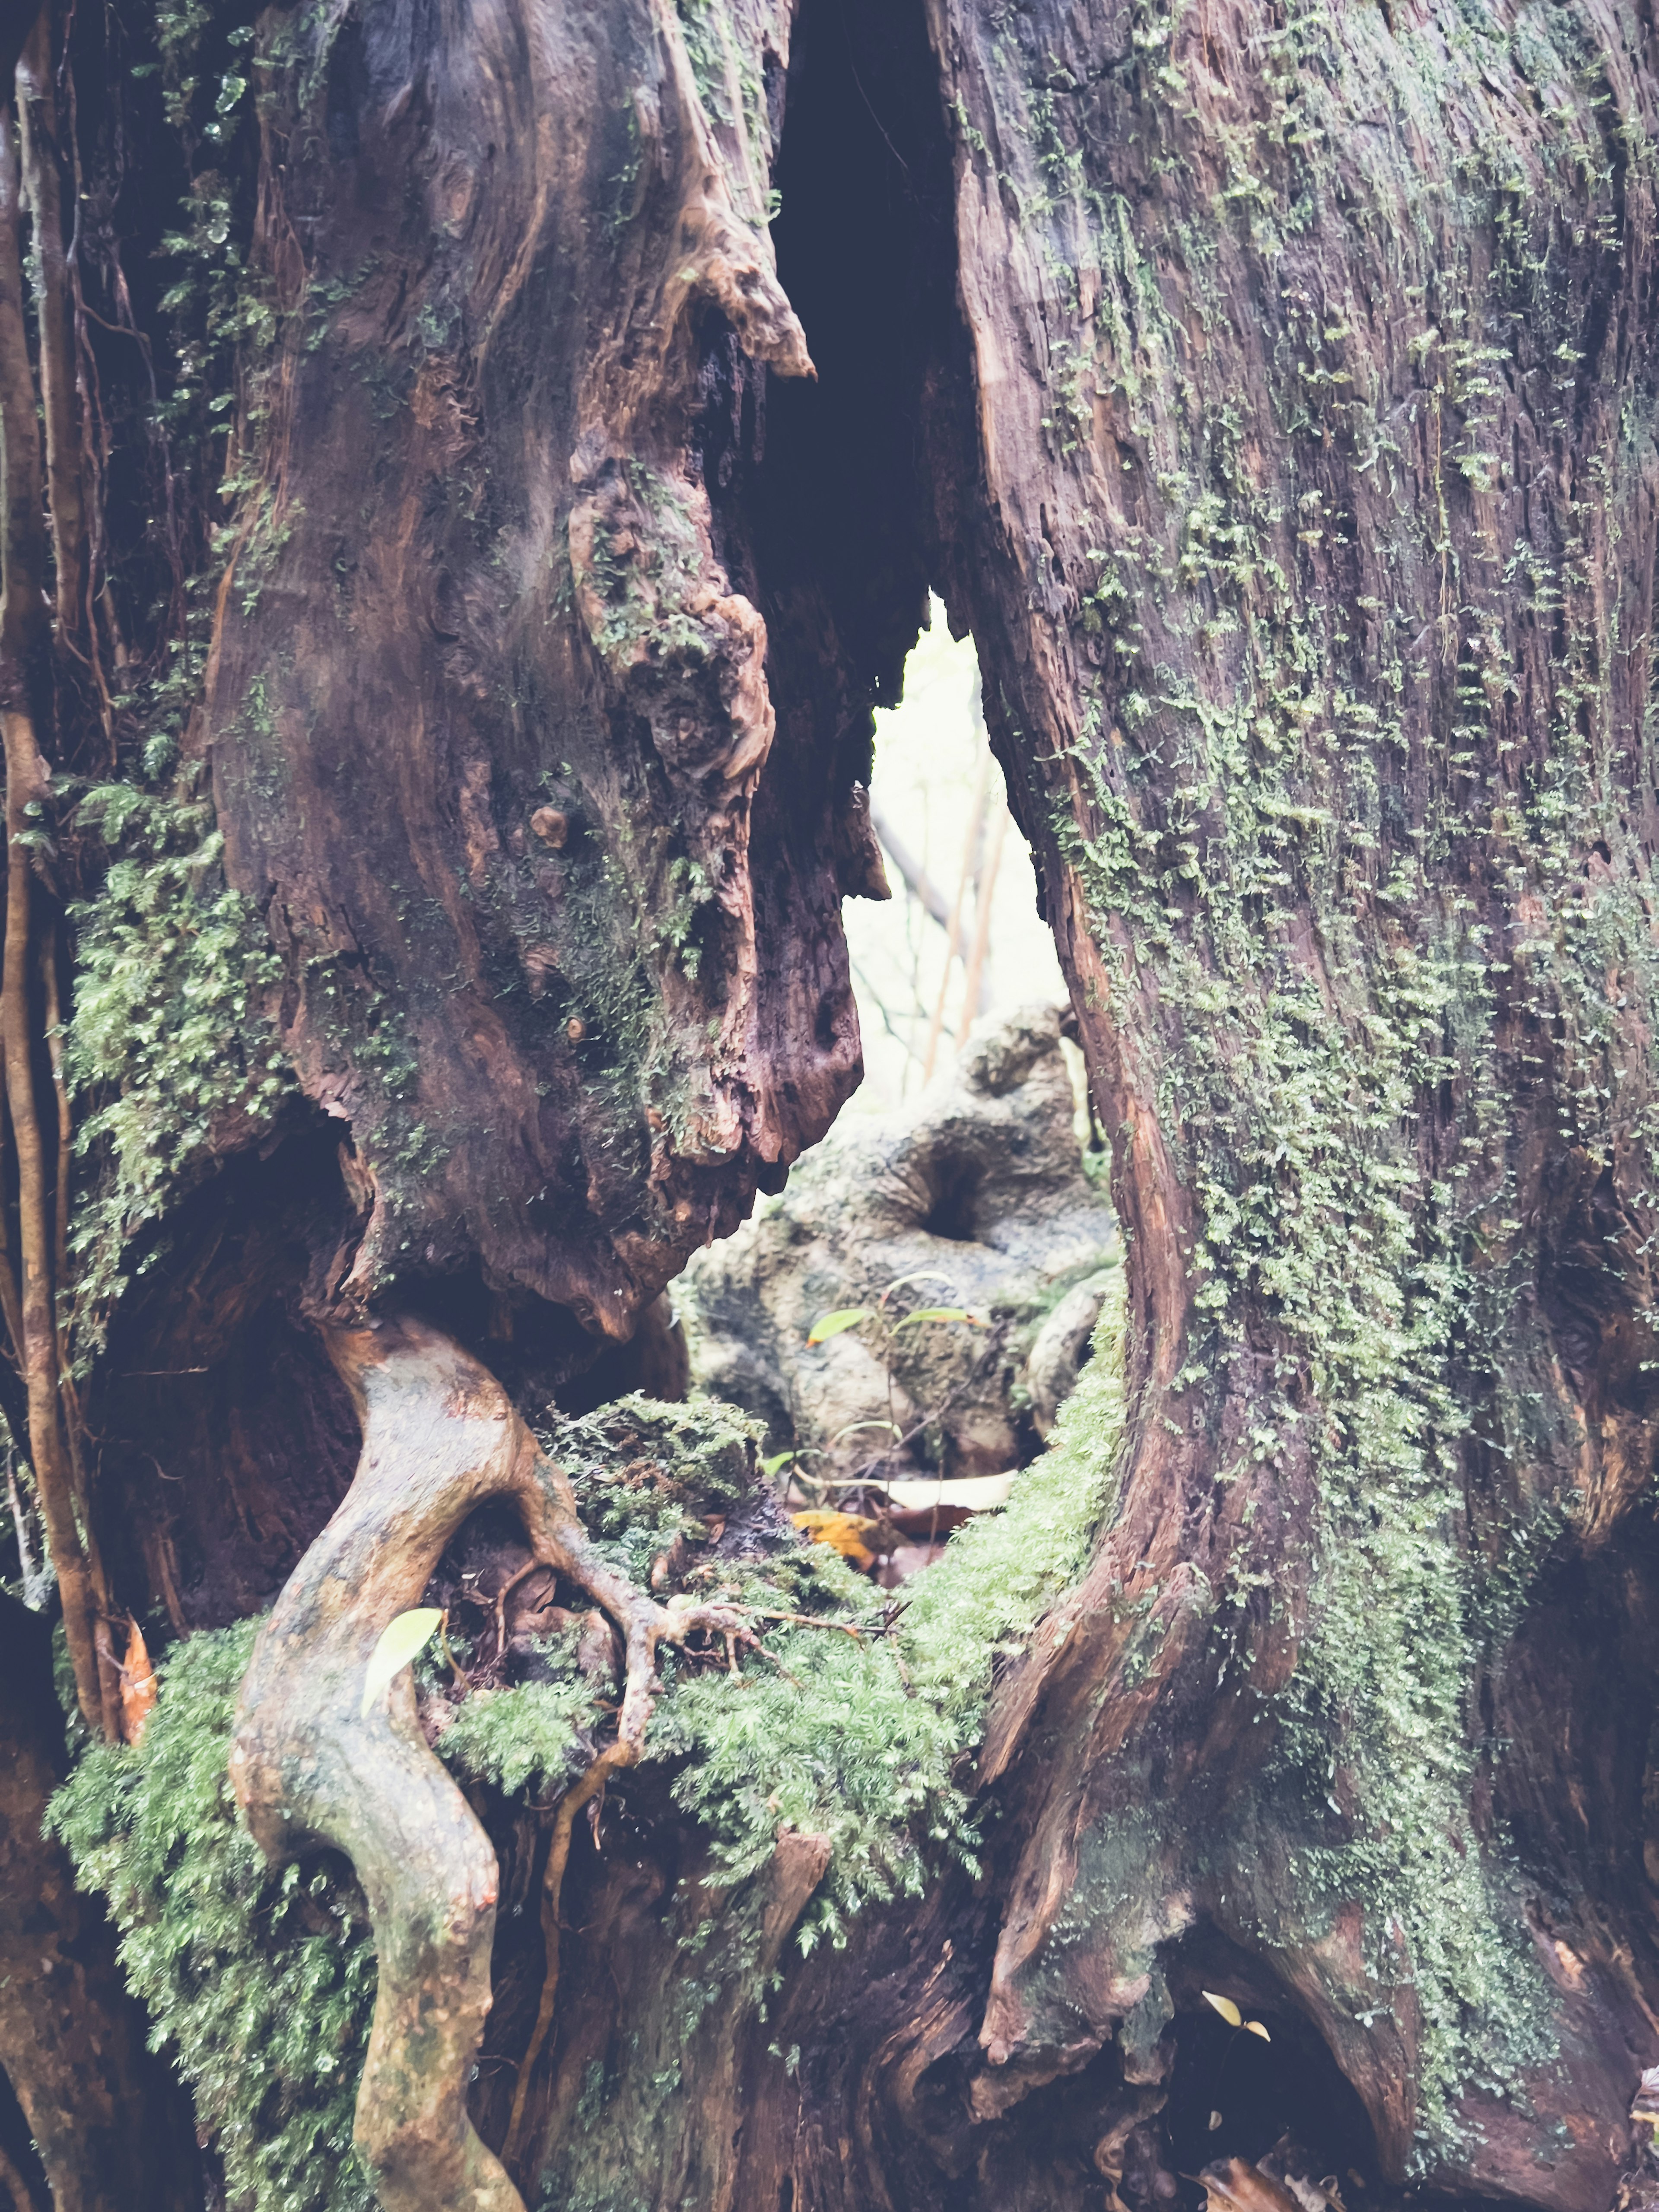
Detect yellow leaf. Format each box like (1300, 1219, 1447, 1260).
(1201, 1990, 1243, 2028)
(120, 1617, 158, 1748)
(792, 1510, 880, 1573)
(1245, 2020, 1271, 2042)
(891, 1306, 980, 1332)
(361, 1608, 443, 1718)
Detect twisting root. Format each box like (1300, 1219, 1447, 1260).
(502, 1744, 623, 2171)
(229, 1316, 742, 2212)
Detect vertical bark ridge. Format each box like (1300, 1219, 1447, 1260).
(916, 0, 1659, 2196)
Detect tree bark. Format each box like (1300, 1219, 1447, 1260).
(0, 1593, 199, 2212)
(9, 4, 1659, 2212)
(925, 0, 1659, 2192)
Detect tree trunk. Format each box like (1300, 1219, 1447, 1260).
(921, 8, 1659, 2205)
(0, 1592, 199, 2212)
(5, 3, 1659, 2212)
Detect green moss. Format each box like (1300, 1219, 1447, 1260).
(65, 782, 292, 1352)
(554, 1392, 760, 1585)
(949, 0, 1658, 2157)
(52, 1294, 1128, 2209)
(436, 1645, 606, 1801)
(572, 464, 709, 669)
(47, 1621, 379, 2212)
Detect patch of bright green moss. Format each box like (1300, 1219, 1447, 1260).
(65, 783, 293, 1350)
(48, 1620, 379, 2212)
(51, 1286, 1126, 2212)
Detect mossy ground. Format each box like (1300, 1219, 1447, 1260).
(51, 1282, 1126, 2212)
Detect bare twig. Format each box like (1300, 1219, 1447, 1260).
(18, 9, 87, 660)
(959, 798, 1008, 1042)
(743, 1607, 864, 1641)
(922, 731, 990, 1084)
(0, 93, 108, 1734)
(870, 797, 953, 932)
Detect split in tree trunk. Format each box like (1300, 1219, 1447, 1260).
(5, 2, 1659, 2210)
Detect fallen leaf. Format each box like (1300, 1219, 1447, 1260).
(809, 1300, 885, 1336)
(806, 1306, 874, 1346)
(121, 1617, 157, 1747)
(361, 1608, 443, 1718)
(792, 1510, 882, 1573)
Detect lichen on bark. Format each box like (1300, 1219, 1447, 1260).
(926, 0, 1659, 2190)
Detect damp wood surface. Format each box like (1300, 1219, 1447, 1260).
(4, 4, 1659, 2212)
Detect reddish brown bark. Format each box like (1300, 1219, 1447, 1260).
(0, 1592, 199, 2212)
(6, 4, 1659, 2212)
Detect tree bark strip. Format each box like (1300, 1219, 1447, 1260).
(16, 6, 84, 658)
(0, 1592, 201, 2212)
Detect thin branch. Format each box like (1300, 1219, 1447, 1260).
(922, 726, 991, 1084)
(18, 7, 87, 660)
(958, 798, 1009, 1041)
(870, 798, 953, 932)
(0, 91, 107, 1734)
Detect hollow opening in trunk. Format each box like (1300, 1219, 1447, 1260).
(922, 1154, 984, 1241)
(757, 0, 957, 708)
(1159, 1940, 1380, 2206)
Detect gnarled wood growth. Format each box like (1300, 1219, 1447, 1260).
(6, 3, 1659, 2212)
(910, 0, 1659, 2204)
(200, 0, 877, 1349)
(229, 1317, 745, 2212)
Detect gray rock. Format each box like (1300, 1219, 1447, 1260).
(678, 1005, 1119, 1486)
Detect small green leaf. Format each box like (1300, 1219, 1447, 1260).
(1244, 2020, 1270, 2042)
(806, 1306, 874, 1346)
(1201, 1990, 1243, 2028)
(360, 1608, 442, 1718)
(761, 1451, 798, 1477)
(891, 1306, 981, 1332)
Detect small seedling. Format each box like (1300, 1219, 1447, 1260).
(795, 1271, 988, 1506)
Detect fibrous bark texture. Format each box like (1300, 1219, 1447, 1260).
(0, 1593, 198, 2212)
(229, 1318, 742, 2212)
(914, 0, 1659, 2202)
(203, 0, 887, 1355)
(14, 3, 1659, 2212)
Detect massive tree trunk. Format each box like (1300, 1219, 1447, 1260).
(923, 0, 1659, 2193)
(6, 3, 1659, 2211)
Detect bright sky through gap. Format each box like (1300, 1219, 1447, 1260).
(842, 601, 1067, 1115)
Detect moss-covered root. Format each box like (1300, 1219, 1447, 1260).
(228, 1316, 741, 2212)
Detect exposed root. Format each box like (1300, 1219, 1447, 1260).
(229, 1316, 743, 2212)
(0, 79, 113, 1735)
(499, 1554, 759, 2170)
(502, 1742, 622, 2171)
